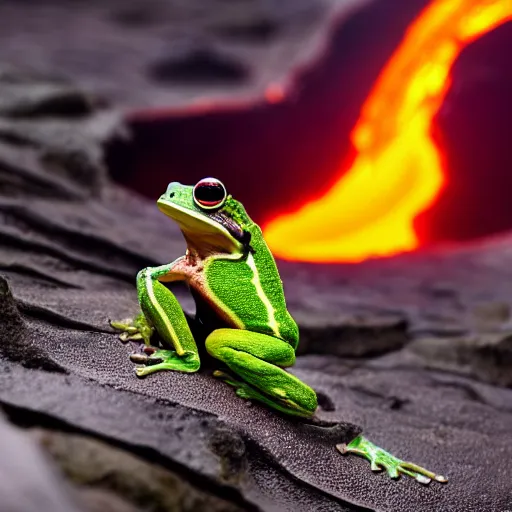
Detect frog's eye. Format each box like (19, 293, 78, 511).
(193, 178, 227, 210)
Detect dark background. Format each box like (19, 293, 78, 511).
(0, 0, 510, 249)
(107, 1, 512, 247)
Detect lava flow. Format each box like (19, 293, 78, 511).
(263, 0, 512, 262)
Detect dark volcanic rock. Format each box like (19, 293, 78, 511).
(32, 428, 245, 512)
(278, 243, 512, 390)
(295, 310, 408, 357)
(0, 0, 369, 110)
(0, 275, 64, 372)
(148, 48, 250, 85)
(0, 414, 83, 512)
(0, 75, 94, 118)
(408, 331, 512, 388)
(0, 67, 512, 512)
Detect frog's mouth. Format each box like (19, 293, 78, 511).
(157, 198, 243, 253)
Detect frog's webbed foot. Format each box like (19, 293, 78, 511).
(213, 370, 276, 405)
(213, 370, 302, 415)
(110, 313, 154, 345)
(337, 436, 447, 485)
(213, 370, 258, 400)
(131, 347, 199, 377)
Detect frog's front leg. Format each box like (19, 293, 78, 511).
(112, 260, 200, 377)
(337, 436, 448, 485)
(111, 260, 184, 345)
(206, 328, 318, 418)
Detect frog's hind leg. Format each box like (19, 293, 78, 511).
(206, 328, 317, 418)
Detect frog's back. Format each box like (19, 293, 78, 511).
(204, 224, 299, 348)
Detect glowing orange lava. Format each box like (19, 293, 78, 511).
(264, 0, 512, 262)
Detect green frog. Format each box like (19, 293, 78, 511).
(111, 177, 447, 485)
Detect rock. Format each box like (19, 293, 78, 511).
(0, 275, 64, 372)
(280, 247, 512, 389)
(32, 428, 245, 512)
(295, 309, 408, 357)
(147, 48, 249, 85)
(0, 67, 96, 117)
(0, 0, 369, 110)
(408, 332, 512, 387)
(0, 414, 83, 512)
(76, 489, 139, 512)
(470, 301, 511, 329)
(208, 425, 248, 483)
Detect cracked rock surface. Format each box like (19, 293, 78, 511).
(0, 68, 511, 512)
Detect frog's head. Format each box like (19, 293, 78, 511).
(157, 178, 252, 254)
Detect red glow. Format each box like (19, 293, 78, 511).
(264, 0, 512, 262)
(265, 83, 286, 104)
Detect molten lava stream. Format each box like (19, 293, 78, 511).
(263, 0, 512, 263)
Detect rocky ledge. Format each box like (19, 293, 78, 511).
(0, 48, 511, 512)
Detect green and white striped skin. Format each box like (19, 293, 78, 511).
(111, 178, 447, 484)
(114, 178, 317, 417)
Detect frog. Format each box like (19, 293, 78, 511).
(111, 177, 447, 485)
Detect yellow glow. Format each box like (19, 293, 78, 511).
(264, 0, 512, 262)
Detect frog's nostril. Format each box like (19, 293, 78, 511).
(166, 182, 179, 195)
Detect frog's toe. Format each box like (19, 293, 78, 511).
(235, 387, 254, 400)
(398, 462, 447, 484)
(386, 465, 400, 480)
(110, 314, 154, 345)
(130, 349, 166, 366)
(135, 366, 154, 378)
(213, 371, 259, 400)
(120, 332, 143, 343)
(213, 370, 245, 388)
(129, 352, 159, 364)
(134, 360, 167, 378)
(119, 332, 130, 342)
(137, 325, 154, 345)
(370, 460, 384, 473)
(110, 318, 133, 330)
(129, 353, 148, 364)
